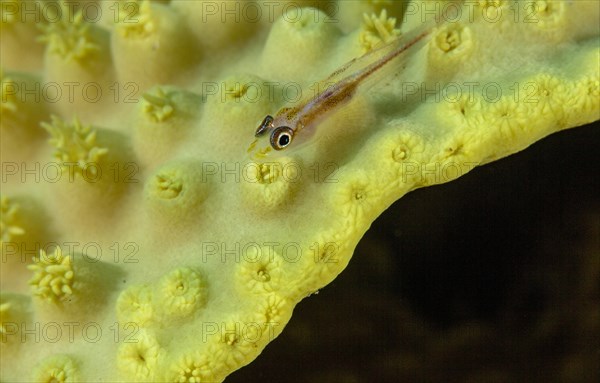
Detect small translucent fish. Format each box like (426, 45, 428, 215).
(248, 15, 446, 159)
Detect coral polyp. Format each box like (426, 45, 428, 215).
(41, 115, 109, 180)
(27, 246, 74, 303)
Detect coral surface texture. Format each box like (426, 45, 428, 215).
(1, 0, 598, 382)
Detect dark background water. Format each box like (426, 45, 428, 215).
(229, 120, 599, 383)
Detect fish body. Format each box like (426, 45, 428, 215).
(248, 15, 444, 159)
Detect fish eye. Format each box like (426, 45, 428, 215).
(270, 126, 294, 150)
(255, 115, 274, 137)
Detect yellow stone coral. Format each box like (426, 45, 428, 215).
(484, 95, 530, 137)
(32, 355, 78, 383)
(525, 0, 566, 30)
(297, 229, 352, 286)
(0, 0, 598, 382)
(242, 157, 300, 212)
(208, 315, 264, 370)
(156, 267, 208, 318)
(201, 74, 275, 153)
(0, 293, 30, 345)
(171, 0, 257, 50)
(153, 173, 183, 199)
(363, 124, 430, 191)
(27, 246, 74, 303)
(0, 0, 47, 71)
(0, 0, 19, 25)
(1, 71, 50, 162)
(236, 245, 285, 294)
(36, 1, 114, 117)
(133, 85, 202, 166)
(168, 350, 219, 383)
(261, 7, 341, 79)
(144, 160, 209, 228)
(431, 22, 472, 57)
(359, 9, 401, 52)
(426, 22, 474, 81)
(142, 87, 175, 123)
(111, 1, 199, 90)
(0, 195, 25, 247)
(524, 74, 570, 126)
(467, 0, 507, 20)
(37, 2, 98, 61)
(100, 0, 171, 27)
(0, 71, 17, 115)
(116, 284, 154, 327)
(332, 170, 383, 224)
(0, 300, 12, 339)
(568, 74, 600, 124)
(41, 115, 109, 180)
(117, 330, 162, 382)
(256, 294, 292, 326)
(338, 0, 405, 32)
(442, 91, 484, 128)
(115, 0, 153, 37)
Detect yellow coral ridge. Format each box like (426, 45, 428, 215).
(368, 128, 429, 189)
(37, 2, 98, 60)
(524, 74, 569, 125)
(483, 96, 530, 141)
(169, 351, 217, 383)
(210, 316, 263, 370)
(0, 195, 25, 246)
(570, 75, 600, 115)
(258, 294, 290, 325)
(28, 246, 74, 303)
(41, 115, 108, 180)
(360, 9, 400, 51)
(333, 170, 381, 224)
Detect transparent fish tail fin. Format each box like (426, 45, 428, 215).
(322, 1, 462, 93)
